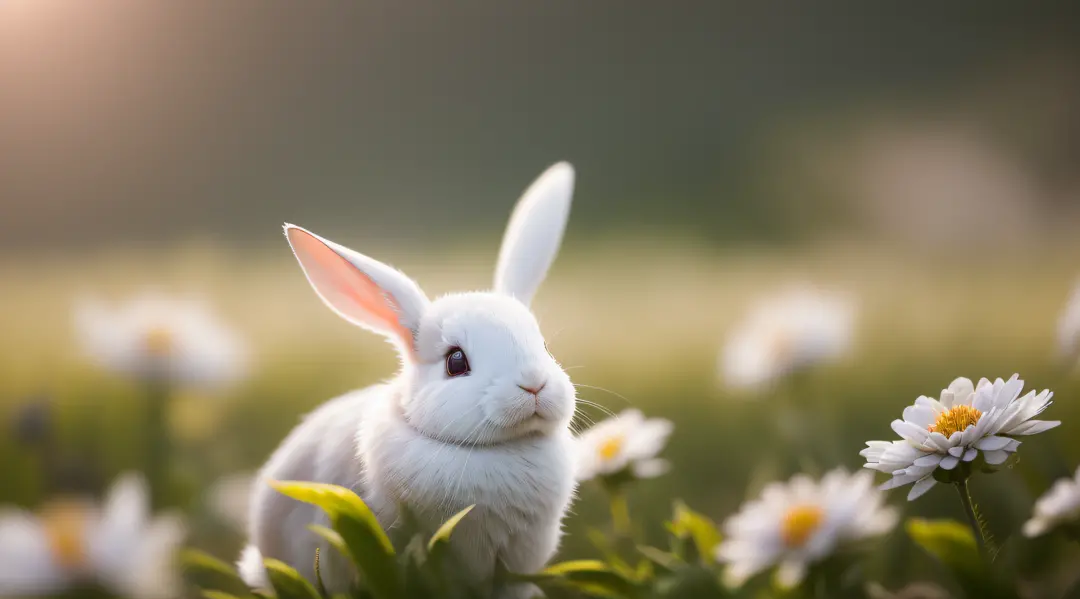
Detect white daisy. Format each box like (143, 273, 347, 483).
(1058, 280, 1080, 362)
(720, 286, 855, 391)
(75, 292, 249, 388)
(575, 409, 674, 482)
(0, 473, 187, 599)
(1023, 466, 1080, 538)
(862, 375, 1060, 501)
(716, 469, 897, 590)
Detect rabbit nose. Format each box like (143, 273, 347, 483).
(518, 381, 547, 396)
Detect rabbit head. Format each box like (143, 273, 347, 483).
(284, 163, 577, 446)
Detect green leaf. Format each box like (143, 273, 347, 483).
(637, 546, 683, 574)
(535, 560, 642, 598)
(427, 504, 475, 552)
(201, 592, 246, 599)
(271, 481, 402, 599)
(182, 549, 250, 595)
(264, 558, 321, 599)
(670, 501, 721, 561)
(906, 519, 981, 575)
(906, 519, 1017, 599)
(586, 528, 637, 578)
(182, 549, 245, 579)
(271, 481, 394, 554)
(543, 560, 612, 576)
(306, 524, 349, 559)
(652, 565, 727, 599)
(633, 559, 653, 582)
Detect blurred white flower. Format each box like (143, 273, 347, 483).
(576, 409, 673, 482)
(716, 469, 897, 590)
(1023, 466, 1080, 538)
(720, 286, 855, 391)
(0, 473, 186, 599)
(862, 375, 1059, 501)
(1057, 280, 1080, 362)
(75, 292, 249, 388)
(207, 471, 255, 531)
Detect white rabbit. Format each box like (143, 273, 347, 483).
(238, 163, 580, 598)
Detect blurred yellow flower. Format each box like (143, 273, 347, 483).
(716, 469, 897, 590)
(720, 285, 855, 392)
(74, 292, 249, 388)
(0, 473, 187, 599)
(575, 409, 673, 482)
(779, 504, 824, 548)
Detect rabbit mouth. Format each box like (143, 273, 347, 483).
(400, 411, 553, 448)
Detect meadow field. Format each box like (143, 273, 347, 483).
(4, 237, 1080, 596)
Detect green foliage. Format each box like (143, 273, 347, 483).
(264, 559, 322, 599)
(512, 560, 644, 598)
(668, 501, 722, 564)
(183, 455, 1077, 599)
(306, 525, 348, 560)
(428, 504, 476, 552)
(906, 518, 1018, 599)
(269, 481, 401, 599)
(202, 592, 249, 599)
(182, 549, 252, 596)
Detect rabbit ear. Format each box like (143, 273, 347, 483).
(493, 162, 575, 306)
(284, 224, 429, 357)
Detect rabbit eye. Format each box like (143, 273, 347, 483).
(445, 348, 470, 377)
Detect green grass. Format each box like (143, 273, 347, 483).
(4, 239, 1080, 593)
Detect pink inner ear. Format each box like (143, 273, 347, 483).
(288, 228, 415, 351)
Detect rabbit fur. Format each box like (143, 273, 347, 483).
(239, 163, 580, 598)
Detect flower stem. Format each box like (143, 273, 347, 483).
(955, 480, 988, 560)
(609, 490, 631, 537)
(145, 381, 171, 510)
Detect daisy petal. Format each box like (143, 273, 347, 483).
(907, 477, 936, 501)
(913, 454, 943, 468)
(974, 436, 1011, 451)
(1007, 420, 1061, 436)
(891, 420, 929, 444)
(775, 560, 808, 590)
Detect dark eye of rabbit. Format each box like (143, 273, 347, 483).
(445, 348, 470, 377)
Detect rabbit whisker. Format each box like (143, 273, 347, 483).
(571, 407, 599, 428)
(574, 398, 619, 420)
(573, 383, 633, 408)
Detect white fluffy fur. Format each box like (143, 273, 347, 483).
(237, 545, 269, 591)
(241, 164, 579, 598)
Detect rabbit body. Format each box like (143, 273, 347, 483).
(246, 382, 576, 595)
(240, 163, 582, 598)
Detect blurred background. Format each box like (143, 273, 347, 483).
(4, 0, 1080, 594)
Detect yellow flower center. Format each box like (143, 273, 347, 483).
(598, 435, 624, 462)
(143, 326, 174, 357)
(39, 500, 91, 571)
(780, 504, 824, 548)
(929, 405, 983, 438)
